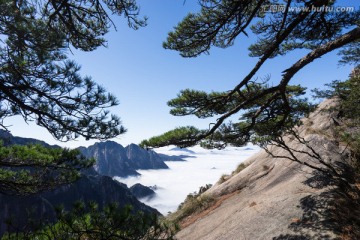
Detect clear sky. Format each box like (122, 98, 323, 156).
(5, 0, 360, 148)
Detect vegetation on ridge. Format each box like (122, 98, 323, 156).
(313, 72, 360, 175)
(0, 143, 93, 195)
(167, 184, 214, 226)
(3, 203, 175, 240)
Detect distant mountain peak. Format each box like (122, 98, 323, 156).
(129, 183, 156, 200)
(79, 141, 138, 178)
(79, 141, 169, 178)
(125, 144, 169, 170)
(169, 147, 195, 154)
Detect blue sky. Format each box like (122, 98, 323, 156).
(6, 0, 360, 148)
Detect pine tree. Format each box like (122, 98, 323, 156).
(140, 0, 360, 149)
(0, 0, 145, 194)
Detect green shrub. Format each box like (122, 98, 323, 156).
(167, 184, 215, 225)
(232, 162, 249, 175)
(218, 174, 230, 184)
(314, 75, 360, 175)
(3, 202, 176, 240)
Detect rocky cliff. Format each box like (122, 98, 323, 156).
(173, 99, 360, 240)
(79, 141, 170, 178)
(79, 141, 139, 177)
(125, 143, 169, 169)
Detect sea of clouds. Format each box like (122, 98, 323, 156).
(115, 145, 260, 215)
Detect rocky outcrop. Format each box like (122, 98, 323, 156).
(79, 142, 171, 178)
(175, 99, 357, 240)
(79, 141, 139, 177)
(130, 183, 156, 200)
(125, 144, 169, 169)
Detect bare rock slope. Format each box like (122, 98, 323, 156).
(176, 99, 352, 240)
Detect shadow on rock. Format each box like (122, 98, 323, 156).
(273, 164, 360, 240)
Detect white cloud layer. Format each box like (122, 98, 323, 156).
(115, 145, 260, 215)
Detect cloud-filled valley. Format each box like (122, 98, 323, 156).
(115, 145, 260, 215)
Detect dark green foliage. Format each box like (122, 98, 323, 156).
(249, 1, 359, 57)
(338, 41, 360, 65)
(140, 126, 206, 148)
(0, 0, 146, 141)
(0, 0, 171, 238)
(159, 2, 360, 235)
(0, 0, 145, 194)
(143, 0, 360, 149)
(333, 77, 360, 120)
(141, 84, 314, 149)
(3, 202, 175, 240)
(164, 0, 359, 58)
(313, 74, 360, 119)
(164, 0, 263, 57)
(0, 143, 93, 195)
(313, 73, 360, 172)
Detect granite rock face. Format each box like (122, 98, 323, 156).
(80, 142, 170, 178)
(175, 99, 352, 240)
(125, 144, 169, 170)
(79, 141, 139, 177)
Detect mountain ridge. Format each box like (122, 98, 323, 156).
(125, 143, 169, 170)
(79, 141, 173, 178)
